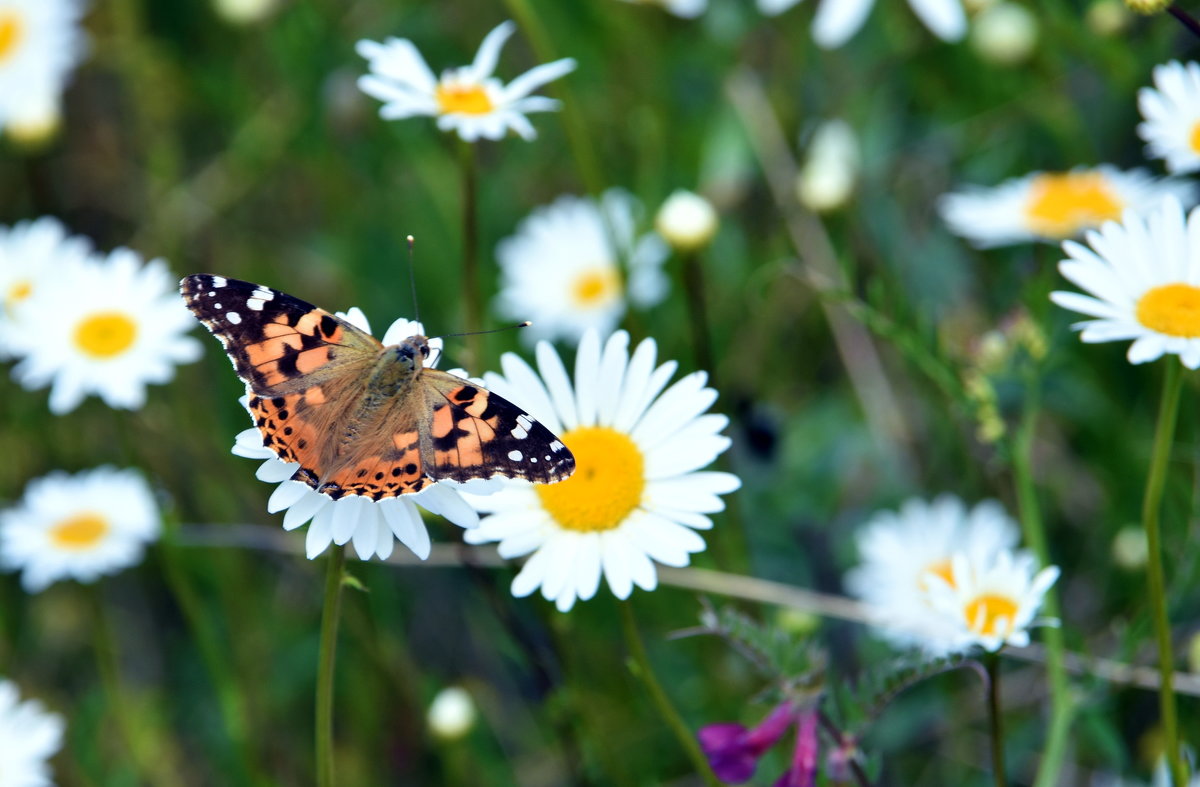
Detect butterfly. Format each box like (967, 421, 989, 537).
(180, 274, 575, 500)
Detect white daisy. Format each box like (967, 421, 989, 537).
(6, 247, 202, 414)
(1051, 196, 1200, 367)
(0, 216, 91, 358)
(939, 166, 1196, 248)
(231, 308, 500, 562)
(0, 0, 85, 135)
(1138, 60, 1200, 175)
(615, 0, 707, 19)
(845, 495, 1020, 653)
(758, 0, 966, 49)
(0, 679, 64, 787)
(0, 467, 161, 593)
(356, 20, 576, 142)
(494, 190, 669, 345)
(463, 329, 741, 612)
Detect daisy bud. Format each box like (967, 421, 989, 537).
(213, 0, 279, 24)
(1112, 526, 1149, 570)
(427, 687, 477, 741)
(1124, 0, 1169, 13)
(970, 3, 1038, 67)
(796, 120, 859, 213)
(1086, 0, 1132, 34)
(655, 190, 718, 252)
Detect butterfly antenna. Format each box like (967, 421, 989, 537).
(437, 321, 532, 341)
(406, 235, 420, 325)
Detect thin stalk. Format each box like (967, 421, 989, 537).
(1142, 361, 1187, 786)
(1169, 5, 1200, 39)
(459, 140, 483, 370)
(986, 653, 1008, 787)
(315, 546, 347, 787)
(681, 251, 715, 378)
(617, 602, 720, 787)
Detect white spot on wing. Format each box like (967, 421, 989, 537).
(511, 425, 528, 440)
(212, 276, 227, 288)
(531, 457, 538, 463)
(516, 414, 534, 430)
(227, 312, 242, 325)
(251, 287, 275, 301)
(246, 299, 265, 311)
(507, 450, 523, 462)
(214, 303, 222, 309)
(549, 440, 565, 452)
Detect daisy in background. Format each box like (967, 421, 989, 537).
(939, 166, 1195, 248)
(0, 679, 64, 786)
(614, 0, 707, 19)
(357, 20, 575, 142)
(463, 329, 741, 612)
(6, 247, 201, 413)
(758, 0, 966, 49)
(0, 467, 160, 593)
(494, 190, 669, 345)
(233, 309, 500, 562)
(0, 0, 86, 140)
(1138, 60, 1200, 175)
(0, 216, 91, 358)
(1051, 196, 1200, 368)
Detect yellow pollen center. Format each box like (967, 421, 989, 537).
(49, 512, 110, 550)
(964, 593, 1019, 638)
(435, 83, 496, 115)
(1136, 283, 1200, 337)
(5, 278, 31, 306)
(535, 427, 645, 532)
(1190, 121, 1200, 155)
(0, 11, 23, 63)
(1024, 172, 1123, 238)
(571, 267, 621, 308)
(919, 558, 956, 591)
(74, 312, 138, 358)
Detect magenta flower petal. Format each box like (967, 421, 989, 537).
(698, 702, 798, 783)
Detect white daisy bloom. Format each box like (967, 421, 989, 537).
(845, 496, 1020, 653)
(0, 216, 91, 359)
(0, 679, 64, 787)
(494, 190, 669, 345)
(0, 0, 84, 134)
(356, 20, 576, 143)
(0, 467, 161, 593)
(232, 309, 500, 562)
(6, 248, 202, 414)
(1050, 196, 1200, 368)
(939, 166, 1196, 248)
(615, 0, 708, 19)
(757, 0, 966, 48)
(462, 329, 741, 612)
(1138, 61, 1200, 175)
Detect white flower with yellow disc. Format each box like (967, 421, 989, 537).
(1138, 61, 1200, 175)
(0, 216, 91, 358)
(0, 0, 85, 135)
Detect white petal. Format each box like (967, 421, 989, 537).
(813, 0, 875, 48)
(907, 0, 966, 41)
(468, 21, 516, 82)
(573, 330, 602, 426)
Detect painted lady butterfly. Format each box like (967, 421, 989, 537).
(180, 275, 575, 500)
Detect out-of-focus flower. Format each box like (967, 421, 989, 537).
(0, 216, 91, 358)
(463, 330, 740, 611)
(0, 467, 161, 593)
(655, 190, 718, 252)
(212, 0, 278, 25)
(699, 702, 797, 783)
(939, 166, 1195, 247)
(970, 2, 1038, 66)
(0, 679, 64, 786)
(427, 686, 477, 741)
(1086, 0, 1131, 35)
(493, 190, 669, 345)
(0, 0, 85, 138)
(6, 248, 202, 413)
(757, 0, 966, 49)
(615, 0, 707, 17)
(357, 21, 575, 142)
(1125, 0, 1170, 14)
(796, 119, 860, 212)
(1112, 526, 1149, 570)
(1051, 196, 1200, 369)
(1138, 61, 1200, 175)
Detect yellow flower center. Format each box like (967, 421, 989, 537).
(5, 277, 31, 307)
(964, 593, 1019, 638)
(74, 312, 139, 358)
(0, 11, 23, 64)
(435, 83, 496, 116)
(1190, 121, 1200, 155)
(535, 427, 645, 532)
(919, 558, 956, 590)
(1024, 172, 1123, 238)
(571, 267, 621, 308)
(1136, 283, 1200, 337)
(49, 512, 110, 550)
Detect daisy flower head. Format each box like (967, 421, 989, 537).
(231, 308, 500, 562)
(463, 329, 741, 612)
(939, 166, 1196, 248)
(0, 216, 91, 358)
(356, 20, 576, 143)
(0, 467, 161, 593)
(494, 190, 669, 345)
(6, 247, 202, 414)
(0, 679, 64, 787)
(0, 0, 84, 136)
(1138, 61, 1200, 175)
(757, 0, 966, 49)
(1051, 195, 1200, 368)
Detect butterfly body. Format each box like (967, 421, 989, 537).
(180, 274, 574, 500)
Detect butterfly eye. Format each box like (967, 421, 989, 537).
(420, 345, 430, 358)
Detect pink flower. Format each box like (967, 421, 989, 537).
(698, 702, 797, 783)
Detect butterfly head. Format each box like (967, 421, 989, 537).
(391, 335, 432, 373)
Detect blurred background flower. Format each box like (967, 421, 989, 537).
(0, 679, 63, 786)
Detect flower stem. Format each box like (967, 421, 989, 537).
(986, 653, 1007, 787)
(1169, 5, 1200, 39)
(1142, 360, 1187, 786)
(315, 545, 347, 787)
(458, 140, 483, 370)
(681, 251, 715, 379)
(617, 601, 721, 787)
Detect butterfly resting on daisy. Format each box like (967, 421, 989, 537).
(180, 274, 575, 501)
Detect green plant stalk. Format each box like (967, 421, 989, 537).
(316, 546, 347, 787)
(459, 140, 483, 370)
(617, 602, 721, 787)
(681, 250, 715, 378)
(987, 653, 1008, 787)
(1142, 361, 1187, 786)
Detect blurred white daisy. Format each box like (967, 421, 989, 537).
(0, 679, 64, 787)
(0, 216, 91, 358)
(0, 467, 161, 593)
(757, 0, 966, 49)
(615, 0, 707, 19)
(6, 247, 202, 414)
(0, 0, 85, 136)
(232, 309, 500, 561)
(494, 190, 669, 345)
(463, 330, 741, 612)
(796, 119, 860, 212)
(1138, 60, 1200, 175)
(845, 495, 1020, 653)
(357, 20, 576, 142)
(939, 166, 1195, 247)
(1051, 196, 1200, 368)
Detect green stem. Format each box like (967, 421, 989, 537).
(617, 602, 720, 787)
(986, 653, 1008, 787)
(315, 546, 347, 787)
(458, 140, 483, 370)
(1142, 361, 1187, 786)
(681, 251, 715, 378)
